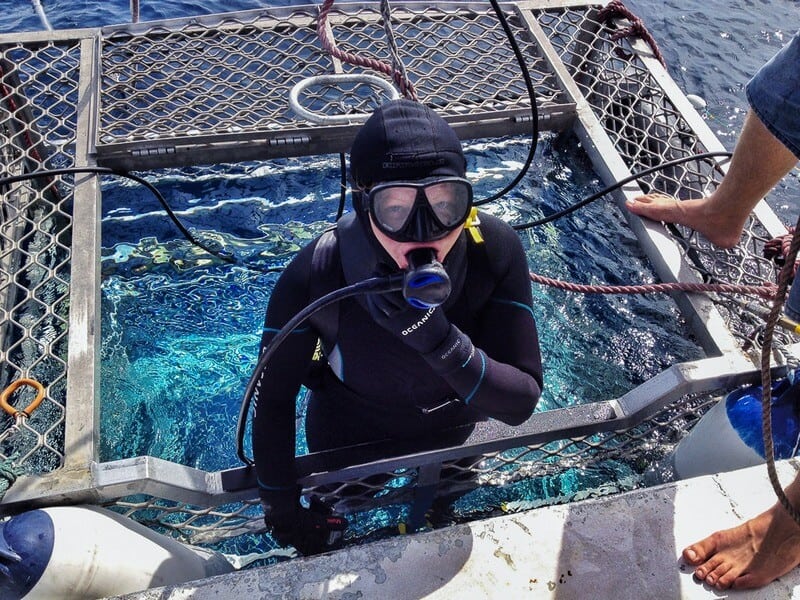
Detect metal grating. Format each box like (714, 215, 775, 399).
(96, 3, 573, 170)
(536, 5, 786, 348)
(0, 39, 82, 472)
(104, 389, 719, 548)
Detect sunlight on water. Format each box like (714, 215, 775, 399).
(98, 135, 703, 471)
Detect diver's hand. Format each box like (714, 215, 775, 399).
(367, 289, 451, 354)
(262, 491, 347, 556)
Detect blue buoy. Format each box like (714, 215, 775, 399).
(672, 374, 800, 479)
(0, 505, 234, 599)
(726, 376, 800, 459)
(0, 510, 53, 598)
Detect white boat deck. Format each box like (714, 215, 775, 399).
(114, 458, 800, 599)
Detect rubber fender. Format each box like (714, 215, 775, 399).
(727, 376, 800, 459)
(0, 505, 234, 599)
(672, 375, 800, 480)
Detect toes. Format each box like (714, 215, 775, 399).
(682, 546, 702, 565)
(706, 559, 738, 590)
(693, 553, 726, 582)
(683, 537, 718, 566)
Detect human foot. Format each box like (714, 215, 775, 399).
(625, 193, 745, 249)
(682, 503, 800, 589)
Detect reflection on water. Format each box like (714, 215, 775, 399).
(99, 135, 703, 474)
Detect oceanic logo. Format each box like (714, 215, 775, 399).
(402, 307, 436, 336)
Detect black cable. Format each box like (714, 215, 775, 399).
(335, 153, 347, 221)
(473, 0, 539, 207)
(235, 273, 404, 465)
(0, 166, 284, 273)
(512, 151, 734, 230)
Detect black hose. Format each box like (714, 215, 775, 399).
(235, 273, 404, 465)
(0, 166, 283, 273)
(474, 0, 539, 206)
(512, 151, 733, 230)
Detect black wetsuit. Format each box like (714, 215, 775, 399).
(252, 211, 543, 495)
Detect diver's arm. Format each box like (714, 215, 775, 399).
(422, 229, 542, 425)
(251, 245, 318, 501)
(422, 308, 541, 425)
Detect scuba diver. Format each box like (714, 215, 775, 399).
(252, 98, 543, 554)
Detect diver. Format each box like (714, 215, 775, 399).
(252, 99, 543, 555)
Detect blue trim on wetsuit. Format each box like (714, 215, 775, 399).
(462, 349, 486, 405)
(491, 297, 536, 319)
(262, 326, 312, 335)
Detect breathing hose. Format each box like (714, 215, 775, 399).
(0, 166, 281, 273)
(512, 151, 733, 230)
(235, 272, 404, 465)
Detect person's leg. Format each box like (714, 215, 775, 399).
(626, 110, 798, 249)
(682, 475, 800, 589)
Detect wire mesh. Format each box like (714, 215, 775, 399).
(97, 3, 568, 161)
(536, 5, 789, 348)
(0, 40, 81, 473)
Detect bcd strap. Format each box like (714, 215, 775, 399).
(308, 227, 342, 354)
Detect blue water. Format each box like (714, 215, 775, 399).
(98, 135, 704, 471)
(3, 0, 799, 494)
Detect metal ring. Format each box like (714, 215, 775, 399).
(289, 74, 400, 125)
(0, 378, 45, 417)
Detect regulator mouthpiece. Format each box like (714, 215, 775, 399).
(403, 248, 451, 309)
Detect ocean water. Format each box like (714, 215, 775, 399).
(2, 2, 798, 478)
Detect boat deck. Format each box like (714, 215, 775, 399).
(115, 458, 800, 599)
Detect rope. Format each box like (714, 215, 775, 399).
(529, 273, 778, 300)
(530, 216, 800, 526)
(30, 0, 53, 32)
(379, 0, 417, 101)
(0, 459, 22, 500)
(0, 61, 63, 203)
(130, 0, 140, 24)
(597, 0, 667, 68)
(759, 213, 800, 526)
(316, 0, 418, 100)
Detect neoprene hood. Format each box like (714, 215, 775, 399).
(349, 99, 466, 193)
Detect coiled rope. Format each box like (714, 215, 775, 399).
(598, 0, 667, 68)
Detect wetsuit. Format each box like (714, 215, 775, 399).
(252, 210, 543, 498)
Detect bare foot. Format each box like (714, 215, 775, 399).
(625, 193, 745, 249)
(682, 503, 800, 589)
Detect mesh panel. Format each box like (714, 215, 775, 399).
(0, 40, 80, 472)
(537, 6, 786, 348)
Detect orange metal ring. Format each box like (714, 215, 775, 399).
(0, 378, 45, 417)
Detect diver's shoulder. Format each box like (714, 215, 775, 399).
(475, 210, 522, 247)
